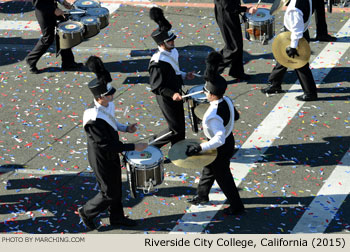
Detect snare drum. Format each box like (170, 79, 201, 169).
(80, 16, 100, 38)
(245, 8, 275, 44)
(73, 0, 101, 10)
(57, 21, 84, 49)
(186, 84, 208, 133)
(125, 146, 164, 196)
(86, 7, 109, 29)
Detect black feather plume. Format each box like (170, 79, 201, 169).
(85, 56, 112, 84)
(204, 52, 223, 82)
(149, 7, 172, 31)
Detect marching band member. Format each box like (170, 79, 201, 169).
(185, 52, 245, 216)
(78, 56, 147, 230)
(312, 0, 337, 42)
(26, 0, 83, 74)
(261, 0, 318, 101)
(214, 0, 257, 80)
(148, 7, 194, 148)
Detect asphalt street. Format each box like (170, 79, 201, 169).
(0, 0, 349, 234)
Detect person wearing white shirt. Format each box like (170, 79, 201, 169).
(261, 0, 318, 101)
(186, 52, 245, 216)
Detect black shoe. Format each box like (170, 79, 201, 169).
(110, 216, 138, 227)
(223, 206, 246, 216)
(61, 62, 83, 71)
(231, 73, 251, 81)
(29, 66, 40, 74)
(25, 58, 40, 74)
(295, 94, 317, 101)
(315, 34, 337, 42)
(186, 195, 209, 205)
(78, 207, 97, 230)
(261, 85, 284, 94)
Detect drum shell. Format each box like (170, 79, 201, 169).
(80, 17, 100, 38)
(125, 146, 164, 190)
(245, 18, 275, 42)
(86, 7, 109, 29)
(57, 22, 84, 49)
(133, 163, 164, 189)
(245, 8, 275, 42)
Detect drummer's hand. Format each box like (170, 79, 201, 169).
(63, 1, 73, 10)
(126, 123, 137, 133)
(186, 71, 195, 80)
(54, 8, 65, 17)
(172, 93, 182, 101)
(185, 143, 202, 156)
(247, 6, 258, 15)
(135, 143, 148, 152)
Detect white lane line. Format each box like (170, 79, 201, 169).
(170, 19, 350, 233)
(0, 3, 122, 31)
(292, 149, 350, 233)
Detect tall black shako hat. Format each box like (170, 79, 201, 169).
(85, 55, 115, 98)
(150, 7, 176, 45)
(203, 52, 227, 96)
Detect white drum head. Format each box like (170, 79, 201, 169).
(125, 146, 163, 167)
(188, 84, 207, 102)
(247, 8, 272, 22)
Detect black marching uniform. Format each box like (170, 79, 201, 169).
(83, 109, 134, 222)
(265, 0, 318, 101)
(26, 0, 76, 71)
(148, 7, 186, 148)
(196, 99, 244, 214)
(148, 50, 186, 148)
(78, 67, 139, 229)
(186, 52, 245, 215)
(214, 0, 248, 78)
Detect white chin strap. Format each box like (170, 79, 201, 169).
(164, 41, 174, 49)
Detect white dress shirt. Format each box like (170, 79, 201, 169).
(284, 0, 312, 48)
(200, 98, 229, 152)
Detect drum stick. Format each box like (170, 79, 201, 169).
(256, 0, 262, 8)
(148, 131, 173, 145)
(182, 90, 204, 98)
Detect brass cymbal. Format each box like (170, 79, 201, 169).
(272, 31, 311, 69)
(194, 103, 209, 120)
(168, 139, 217, 169)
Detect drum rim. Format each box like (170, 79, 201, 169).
(125, 145, 163, 167)
(57, 21, 84, 33)
(246, 8, 273, 21)
(80, 16, 101, 24)
(188, 84, 207, 102)
(86, 7, 110, 16)
(73, 0, 101, 7)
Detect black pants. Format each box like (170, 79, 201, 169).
(197, 134, 244, 211)
(152, 95, 185, 148)
(26, 9, 75, 68)
(313, 0, 328, 37)
(215, 6, 245, 77)
(268, 30, 317, 96)
(82, 159, 124, 220)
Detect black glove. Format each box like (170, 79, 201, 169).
(286, 47, 299, 58)
(185, 143, 202, 156)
